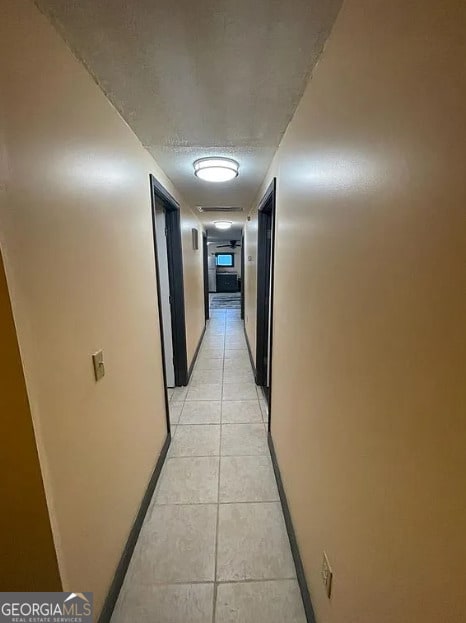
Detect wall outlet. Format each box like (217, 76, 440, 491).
(321, 552, 333, 598)
(92, 350, 105, 381)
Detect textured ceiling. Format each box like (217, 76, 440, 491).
(36, 0, 342, 226)
(206, 227, 243, 242)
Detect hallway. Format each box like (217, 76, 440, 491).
(2, 1, 466, 620)
(111, 306, 306, 623)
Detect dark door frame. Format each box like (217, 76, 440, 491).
(241, 233, 245, 320)
(203, 232, 209, 321)
(149, 174, 189, 393)
(255, 178, 277, 429)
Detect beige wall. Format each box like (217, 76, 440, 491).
(244, 1, 466, 622)
(181, 217, 205, 366)
(0, 0, 203, 613)
(0, 250, 61, 591)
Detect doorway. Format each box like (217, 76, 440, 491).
(150, 174, 188, 393)
(255, 179, 276, 420)
(241, 233, 245, 320)
(203, 232, 209, 322)
(206, 230, 243, 315)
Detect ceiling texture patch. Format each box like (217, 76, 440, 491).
(36, 0, 342, 226)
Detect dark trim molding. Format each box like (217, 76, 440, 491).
(257, 177, 276, 212)
(98, 435, 171, 623)
(244, 325, 257, 381)
(165, 208, 189, 386)
(150, 174, 188, 387)
(203, 232, 209, 322)
(255, 178, 277, 432)
(149, 176, 172, 435)
(240, 233, 245, 320)
(266, 178, 277, 434)
(150, 175, 180, 209)
(187, 324, 207, 381)
(268, 434, 316, 623)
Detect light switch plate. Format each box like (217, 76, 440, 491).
(92, 350, 105, 381)
(322, 552, 333, 598)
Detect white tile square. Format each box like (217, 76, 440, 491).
(195, 358, 224, 371)
(220, 456, 279, 502)
(171, 386, 188, 402)
(223, 383, 258, 401)
(179, 401, 221, 425)
(225, 342, 247, 350)
(221, 424, 268, 456)
(191, 368, 223, 385)
(223, 359, 252, 373)
(155, 457, 219, 504)
(112, 583, 214, 623)
(199, 348, 224, 359)
(187, 383, 222, 401)
(127, 504, 217, 583)
(221, 401, 262, 424)
(223, 368, 255, 384)
(170, 425, 220, 457)
(202, 339, 225, 350)
(215, 581, 305, 623)
(205, 327, 225, 335)
(216, 502, 295, 581)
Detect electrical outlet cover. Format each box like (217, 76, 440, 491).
(322, 552, 333, 598)
(92, 350, 105, 381)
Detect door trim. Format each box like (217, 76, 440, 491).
(203, 232, 209, 321)
(241, 233, 245, 319)
(150, 175, 189, 389)
(255, 178, 276, 432)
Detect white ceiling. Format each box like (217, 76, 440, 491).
(36, 0, 342, 226)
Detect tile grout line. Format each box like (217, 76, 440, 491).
(130, 576, 298, 589)
(213, 313, 226, 623)
(166, 453, 271, 459)
(154, 499, 281, 506)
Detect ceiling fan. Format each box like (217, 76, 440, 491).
(216, 240, 242, 249)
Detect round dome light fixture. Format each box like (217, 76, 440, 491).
(214, 220, 233, 230)
(193, 157, 239, 183)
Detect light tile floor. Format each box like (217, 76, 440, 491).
(111, 308, 306, 623)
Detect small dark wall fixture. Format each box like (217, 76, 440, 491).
(192, 228, 199, 250)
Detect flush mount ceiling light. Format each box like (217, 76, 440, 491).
(214, 220, 233, 230)
(193, 157, 239, 183)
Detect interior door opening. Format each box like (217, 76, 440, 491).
(241, 233, 245, 320)
(150, 175, 189, 399)
(154, 205, 175, 387)
(255, 179, 276, 424)
(206, 229, 243, 315)
(203, 232, 209, 322)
